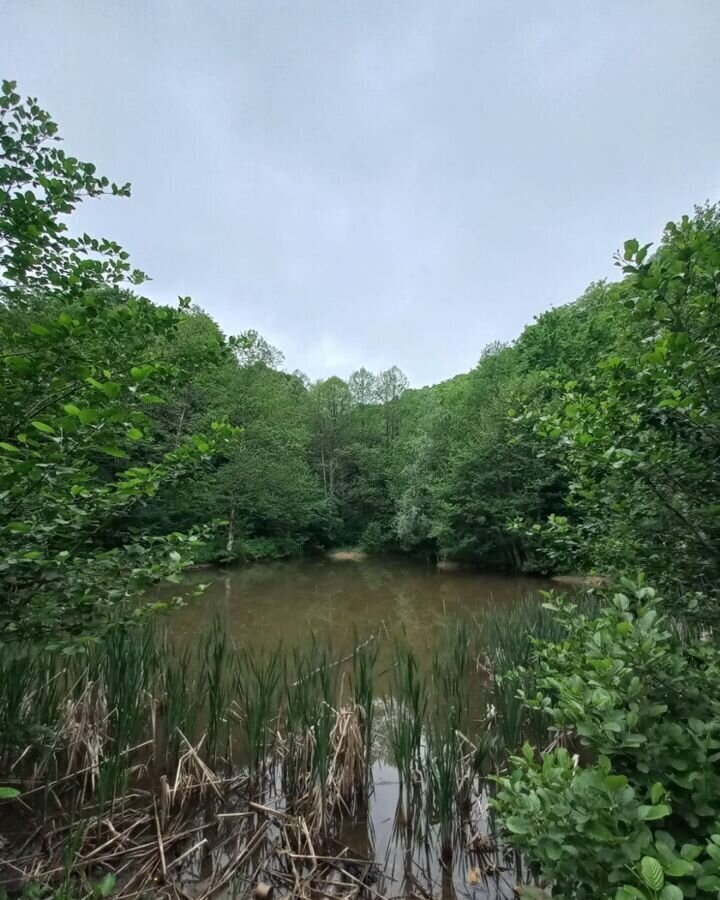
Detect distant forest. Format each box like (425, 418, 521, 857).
(2, 79, 719, 637)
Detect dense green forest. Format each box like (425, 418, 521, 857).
(2, 81, 720, 900)
(4, 75, 719, 637)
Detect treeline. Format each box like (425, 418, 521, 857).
(129, 200, 720, 605)
(2, 79, 719, 640)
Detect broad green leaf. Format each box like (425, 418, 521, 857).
(623, 238, 639, 259)
(505, 816, 531, 834)
(638, 804, 670, 821)
(78, 408, 100, 425)
(640, 856, 664, 892)
(100, 446, 129, 459)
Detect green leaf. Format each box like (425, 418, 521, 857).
(131, 364, 155, 380)
(31, 420, 55, 434)
(78, 408, 100, 425)
(94, 873, 116, 897)
(658, 887, 683, 900)
(605, 774, 628, 790)
(127, 427, 143, 441)
(640, 856, 664, 892)
(100, 381, 122, 398)
(6, 356, 33, 373)
(624, 238, 639, 260)
(0, 442, 19, 453)
(30, 323, 50, 335)
(638, 804, 670, 821)
(664, 859, 694, 877)
(680, 844, 702, 861)
(616, 887, 649, 900)
(0, 787, 20, 799)
(651, 783, 664, 804)
(100, 446, 129, 459)
(505, 816, 531, 834)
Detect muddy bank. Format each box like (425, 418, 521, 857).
(326, 549, 368, 561)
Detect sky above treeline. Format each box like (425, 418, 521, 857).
(4, 1, 719, 386)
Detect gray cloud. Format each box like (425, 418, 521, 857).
(4, 0, 719, 384)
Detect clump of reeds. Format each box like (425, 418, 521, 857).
(0, 600, 554, 896)
(200, 617, 232, 762)
(351, 631, 379, 797)
(234, 645, 281, 781)
(426, 718, 459, 864)
(161, 640, 197, 765)
(384, 641, 426, 803)
(281, 639, 337, 830)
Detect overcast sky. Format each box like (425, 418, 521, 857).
(3, 1, 719, 385)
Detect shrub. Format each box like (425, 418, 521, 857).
(494, 579, 720, 899)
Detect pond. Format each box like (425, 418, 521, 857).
(2, 558, 560, 899)
(160, 555, 554, 656)
(149, 557, 556, 898)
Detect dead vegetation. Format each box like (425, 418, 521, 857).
(0, 611, 553, 898)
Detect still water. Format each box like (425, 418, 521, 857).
(160, 556, 554, 653)
(156, 557, 553, 898)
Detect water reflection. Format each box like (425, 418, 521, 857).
(158, 556, 553, 657)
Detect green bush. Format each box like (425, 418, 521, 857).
(494, 580, 720, 899)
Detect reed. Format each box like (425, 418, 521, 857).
(432, 619, 470, 735)
(351, 630, 379, 792)
(162, 640, 197, 764)
(101, 625, 153, 750)
(385, 641, 426, 799)
(234, 645, 281, 778)
(200, 617, 232, 762)
(426, 717, 459, 864)
(0, 603, 550, 894)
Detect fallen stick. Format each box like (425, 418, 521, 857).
(153, 799, 167, 880)
(166, 837, 209, 871)
(291, 634, 377, 687)
(249, 800, 293, 821)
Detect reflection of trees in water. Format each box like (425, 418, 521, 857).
(161, 559, 555, 655)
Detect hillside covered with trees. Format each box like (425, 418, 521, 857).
(3, 80, 720, 643)
(3, 79, 720, 900)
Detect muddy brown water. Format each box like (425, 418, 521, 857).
(160, 556, 553, 654)
(154, 557, 554, 898)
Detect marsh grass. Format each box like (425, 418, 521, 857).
(0, 602, 558, 895)
(426, 717, 459, 864)
(162, 641, 197, 764)
(234, 645, 281, 779)
(351, 630, 379, 795)
(201, 617, 232, 762)
(385, 641, 426, 804)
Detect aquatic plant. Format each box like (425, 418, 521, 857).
(426, 718, 459, 864)
(162, 640, 197, 764)
(200, 617, 232, 762)
(351, 631, 379, 793)
(385, 641, 426, 800)
(234, 645, 281, 778)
